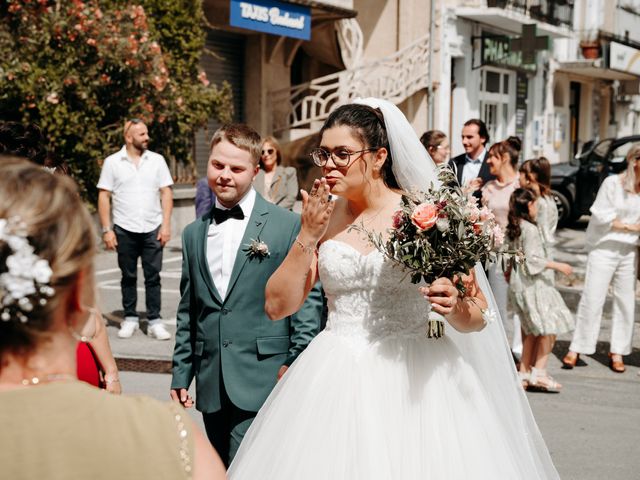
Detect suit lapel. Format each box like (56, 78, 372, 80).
(225, 194, 270, 299)
(196, 213, 223, 304)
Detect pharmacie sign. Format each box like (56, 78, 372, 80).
(230, 0, 311, 40)
(476, 35, 537, 74)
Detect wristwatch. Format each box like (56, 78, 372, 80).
(102, 225, 113, 234)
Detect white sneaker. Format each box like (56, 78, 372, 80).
(118, 320, 139, 339)
(148, 322, 171, 341)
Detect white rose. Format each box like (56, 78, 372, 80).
(3, 274, 36, 299)
(32, 259, 53, 284)
(436, 217, 450, 233)
(6, 252, 38, 277)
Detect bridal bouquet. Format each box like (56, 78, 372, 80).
(354, 167, 517, 338)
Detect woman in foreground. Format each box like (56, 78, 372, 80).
(0, 158, 225, 480)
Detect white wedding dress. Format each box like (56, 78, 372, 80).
(228, 239, 560, 479)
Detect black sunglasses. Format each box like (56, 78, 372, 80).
(262, 148, 275, 156)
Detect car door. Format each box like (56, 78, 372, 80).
(607, 140, 634, 175)
(576, 139, 611, 216)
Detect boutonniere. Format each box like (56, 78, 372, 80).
(243, 238, 270, 261)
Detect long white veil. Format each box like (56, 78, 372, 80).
(355, 98, 560, 479)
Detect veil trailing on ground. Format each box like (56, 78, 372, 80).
(354, 97, 560, 479)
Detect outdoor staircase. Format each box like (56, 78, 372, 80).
(269, 34, 430, 141)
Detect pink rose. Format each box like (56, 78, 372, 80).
(465, 201, 481, 223)
(479, 206, 494, 222)
(492, 225, 505, 247)
(392, 210, 404, 229)
(411, 203, 438, 231)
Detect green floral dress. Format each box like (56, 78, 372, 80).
(508, 220, 574, 336)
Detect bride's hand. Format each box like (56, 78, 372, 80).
(299, 178, 334, 244)
(419, 277, 459, 316)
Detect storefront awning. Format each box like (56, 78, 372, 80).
(456, 7, 573, 39)
(556, 60, 638, 81)
(287, 0, 356, 20)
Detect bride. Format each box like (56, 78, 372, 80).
(228, 99, 560, 479)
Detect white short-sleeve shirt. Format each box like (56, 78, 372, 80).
(97, 146, 174, 233)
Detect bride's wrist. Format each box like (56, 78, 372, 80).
(297, 231, 319, 248)
(294, 234, 318, 255)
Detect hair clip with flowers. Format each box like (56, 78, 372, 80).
(0, 217, 55, 323)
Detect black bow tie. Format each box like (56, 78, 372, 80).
(213, 205, 244, 224)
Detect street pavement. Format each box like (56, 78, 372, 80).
(99, 219, 640, 479)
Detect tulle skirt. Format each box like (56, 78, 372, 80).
(229, 330, 552, 479)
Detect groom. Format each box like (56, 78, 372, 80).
(170, 124, 322, 465)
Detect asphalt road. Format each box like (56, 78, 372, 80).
(103, 221, 640, 479)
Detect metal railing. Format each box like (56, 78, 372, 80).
(487, 0, 574, 28)
(270, 35, 429, 133)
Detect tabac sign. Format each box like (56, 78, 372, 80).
(230, 0, 311, 40)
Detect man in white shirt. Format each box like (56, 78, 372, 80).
(448, 118, 495, 200)
(97, 119, 174, 340)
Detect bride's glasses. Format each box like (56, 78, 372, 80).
(310, 147, 380, 168)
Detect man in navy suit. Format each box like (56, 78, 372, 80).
(448, 119, 495, 201)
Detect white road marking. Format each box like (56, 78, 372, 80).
(95, 255, 182, 276)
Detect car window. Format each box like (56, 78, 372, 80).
(610, 142, 633, 165)
(593, 139, 612, 157)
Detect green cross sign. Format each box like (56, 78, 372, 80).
(509, 24, 551, 65)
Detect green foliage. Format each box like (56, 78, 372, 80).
(0, 0, 232, 202)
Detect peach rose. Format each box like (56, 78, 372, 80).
(411, 203, 438, 231)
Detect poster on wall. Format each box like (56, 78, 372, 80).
(554, 112, 567, 150)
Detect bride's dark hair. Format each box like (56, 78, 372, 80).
(320, 104, 400, 189)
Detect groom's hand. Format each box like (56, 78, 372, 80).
(277, 365, 289, 381)
(170, 388, 194, 408)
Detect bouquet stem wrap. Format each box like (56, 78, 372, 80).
(427, 311, 445, 338)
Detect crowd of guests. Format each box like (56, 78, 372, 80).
(420, 119, 640, 389)
(0, 112, 637, 478)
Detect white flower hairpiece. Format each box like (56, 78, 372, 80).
(0, 217, 55, 323)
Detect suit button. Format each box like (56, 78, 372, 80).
(221, 308, 229, 315)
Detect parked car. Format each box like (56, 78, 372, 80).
(550, 135, 640, 225)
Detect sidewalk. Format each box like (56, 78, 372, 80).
(100, 220, 640, 372)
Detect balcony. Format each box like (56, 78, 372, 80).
(457, 0, 574, 39)
(486, 0, 574, 28)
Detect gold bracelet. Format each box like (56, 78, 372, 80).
(294, 236, 317, 255)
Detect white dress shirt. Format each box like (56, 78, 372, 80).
(206, 188, 256, 299)
(585, 174, 640, 250)
(97, 146, 174, 233)
(460, 148, 487, 186)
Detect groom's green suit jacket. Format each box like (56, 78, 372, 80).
(171, 193, 322, 413)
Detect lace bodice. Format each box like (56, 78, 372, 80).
(318, 240, 429, 344)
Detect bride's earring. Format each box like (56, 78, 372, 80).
(68, 306, 98, 343)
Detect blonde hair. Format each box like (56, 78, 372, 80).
(262, 135, 283, 166)
(210, 124, 262, 165)
(0, 157, 95, 358)
(623, 143, 640, 193)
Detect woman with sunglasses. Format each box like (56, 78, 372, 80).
(563, 144, 640, 373)
(254, 136, 298, 210)
(228, 99, 560, 479)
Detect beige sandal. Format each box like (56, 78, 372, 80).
(528, 368, 562, 393)
(518, 371, 530, 390)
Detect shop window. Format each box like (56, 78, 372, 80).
(486, 71, 501, 93)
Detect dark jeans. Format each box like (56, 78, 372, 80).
(114, 224, 163, 320)
(202, 375, 256, 467)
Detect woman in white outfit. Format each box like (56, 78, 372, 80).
(563, 144, 640, 373)
(228, 99, 560, 479)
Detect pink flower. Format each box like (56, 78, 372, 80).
(198, 71, 210, 87)
(411, 203, 438, 231)
(392, 210, 404, 229)
(466, 203, 480, 223)
(479, 206, 494, 222)
(492, 225, 504, 247)
(46, 92, 59, 104)
(86, 38, 97, 46)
